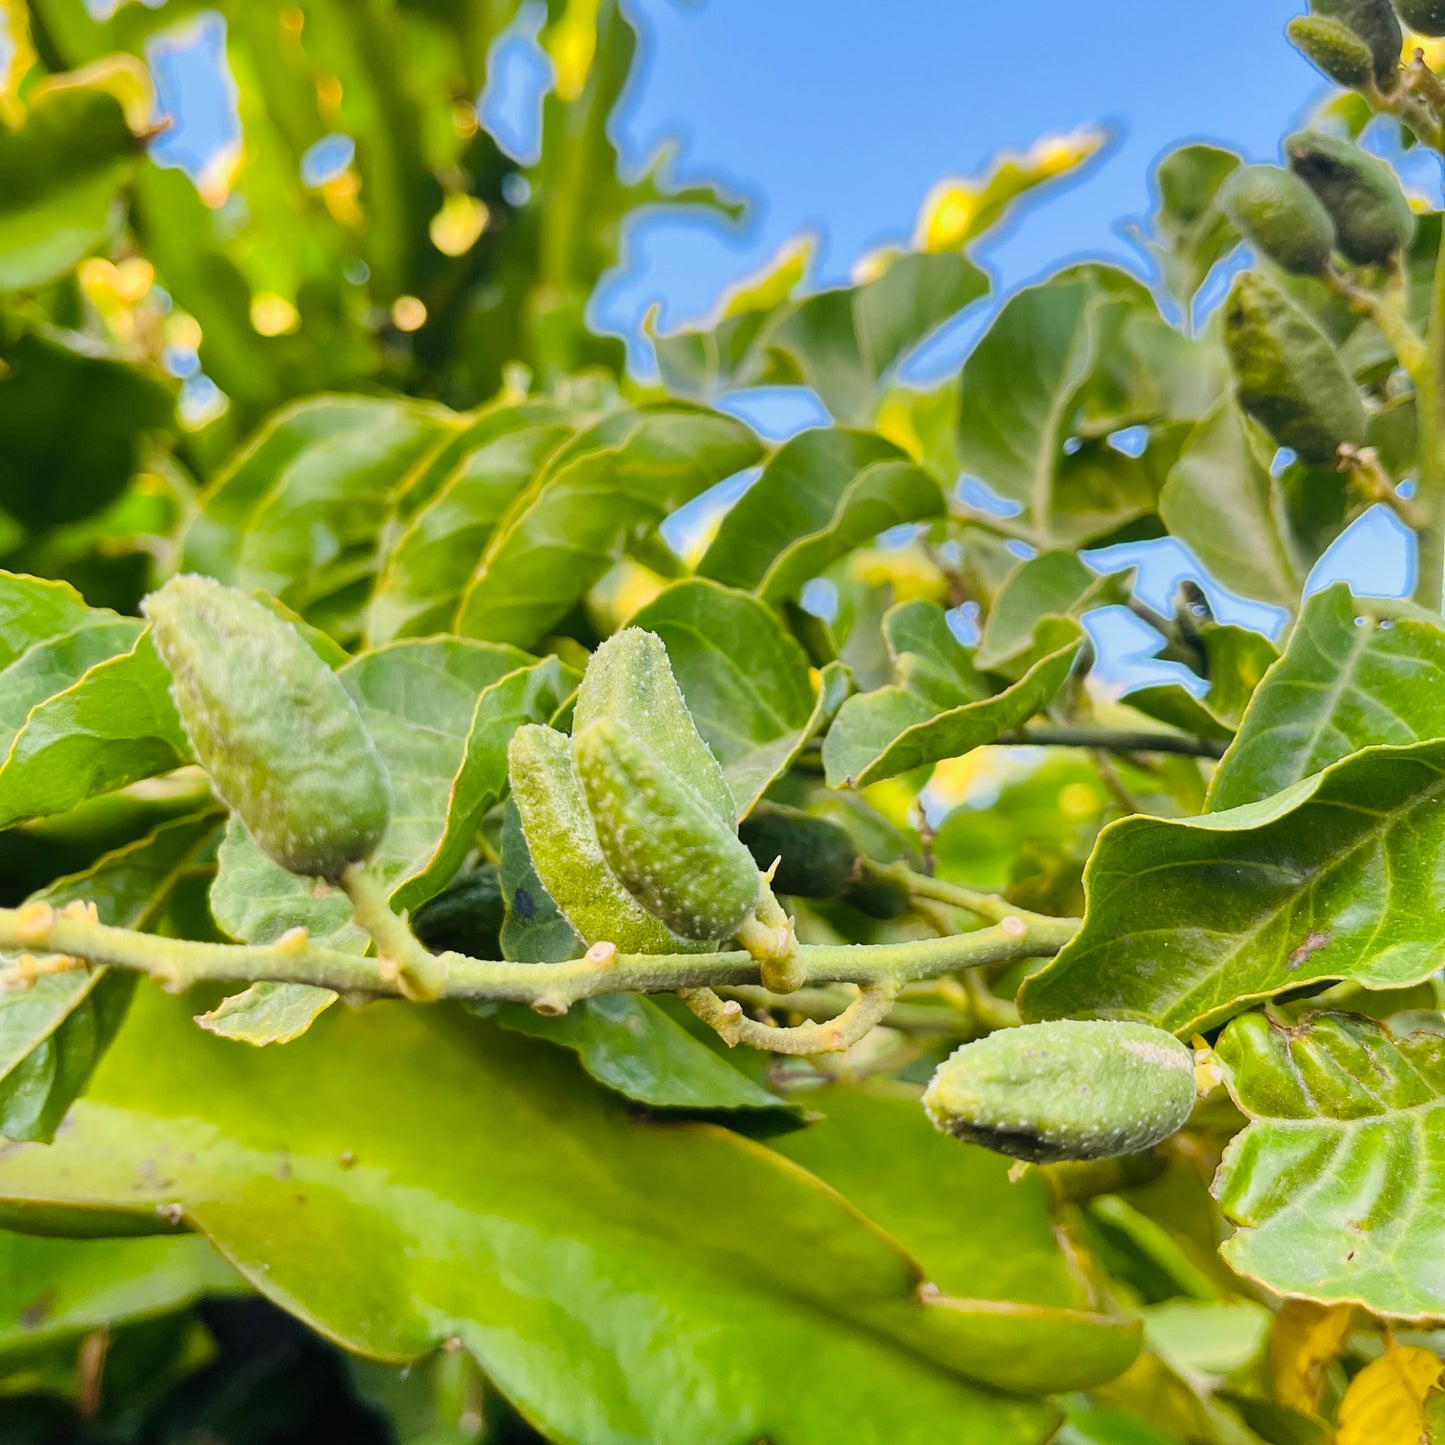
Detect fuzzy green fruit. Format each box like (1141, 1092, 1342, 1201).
(1224, 272, 1368, 464)
(1287, 15, 1376, 88)
(143, 574, 389, 880)
(574, 628, 737, 826)
(923, 1020, 1196, 1163)
(1394, 0, 1445, 37)
(1286, 130, 1415, 265)
(574, 717, 761, 941)
(1311, 0, 1402, 80)
(1218, 164, 1335, 274)
(508, 723, 690, 954)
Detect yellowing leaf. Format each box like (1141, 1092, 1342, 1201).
(0, 0, 37, 125)
(1337, 1347, 1443, 1445)
(545, 0, 602, 102)
(913, 126, 1107, 252)
(1267, 1298, 1353, 1415)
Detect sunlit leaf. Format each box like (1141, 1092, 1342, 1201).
(1216, 1011, 1445, 1320)
(823, 602, 1083, 788)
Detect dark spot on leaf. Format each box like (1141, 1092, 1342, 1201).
(1288, 931, 1330, 970)
(19, 1290, 55, 1329)
(514, 888, 535, 919)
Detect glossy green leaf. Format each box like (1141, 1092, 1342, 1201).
(367, 409, 574, 645)
(0, 1231, 242, 1354)
(0, 85, 135, 292)
(1159, 401, 1308, 610)
(1020, 739, 1445, 1035)
(1215, 1011, 1445, 1319)
(956, 271, 1197, 545)
(823, 602, 1083, 788)
(0, 573, 99, 665)
(770, 1085, 1141, 1393)
(492, 994, 786, 1111)
(1210, 585, 1445, 811)
(0, 631, 189, 831)
(456, 405, 762, 648)
(652, 250, 988, 423)
(0, 987, 1064, 1441)
(698, 427, 943, 601)
(627, 578, 848, 815)
(1, 811, 221, 1142)
(180, 395, 459, 617)
(1124, 623, 1279, 742)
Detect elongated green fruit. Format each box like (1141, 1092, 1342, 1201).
(1218, 165, 1335, 274)
(1224, 272, 1368, 464)
(143, 574, 388, 880)
(924, 1020, 1196, 1163)
(574, 628, 738, 825)
(574, 717, 761, 941)
(1310, 0, 1401, 80)
(1286, 130, 1414, 265)
(508, 724, 688, 954)
(1395, 0, 1445, 37)
(738, 802, 911, 919)
(1288, 16, 1375, 90)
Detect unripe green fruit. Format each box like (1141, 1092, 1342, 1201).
(738, 802, 912, 919)
(574, 717, 761, 941)
(1218, 165, 1335, 275)
(1224, 272, 1368, 465)
(1287, 16, 1376, 89)
(1285, 130, 1415, 265)
(739, 803, 859, 899)
(924, 1020, 1196, 1163)
(1310, 0, 1402, 80)
(1395, 0, 1445, 37)
(508, 723, 686, 954)
(143, 574, 389, 880)
(574, 628, 736, 827)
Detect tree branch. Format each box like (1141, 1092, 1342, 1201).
(996, 726, 1227, 759)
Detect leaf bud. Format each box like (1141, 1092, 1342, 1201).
(1285, 129, 1415, 266)
(1287, 15, 1377, 88)
(1218, 164, 1335, 275)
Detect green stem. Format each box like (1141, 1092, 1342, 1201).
(1323, 264, 1426, 384)
(0, 899, 1078, 1013)
(1416, 219, 1445, 612)
(902, 869, 1073, 933)
(996, 726, 1226, 759)
(341, 864, 447, 1000)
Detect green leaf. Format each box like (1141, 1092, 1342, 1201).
(823, 602, 1083, 788)
(0, 330, 175, 535)
(211, 638, 536, 967)
(1210, 585, 1445, 812)
(0, 85, 135, 292)
(366, 408, 574, 645)
(0, 987, 1067, 1441)
(0, 811, 221, 1142)
(497, 797, 583, 965)
(652, 251, 988, 424)
(697, 427, 944, 601)
(1019, 739, 1445, 1035)
(455, 405, 763, 648)
(0, 572, 99, 666)
(1124, 623, 1279, 742)
(492, 994, 787, 1112)
(1159, 401, 1307, 610)
(195, 981, 341, 1048)
(1129, 144, 1241, 314)
(179, 395, 459, 621)
(0, 1231, 242, 1355)
(1214, 1011, 1445, 1319)
(976, 551, 1126, 677)
(770, 1084, 1141, 1394)
(627, 578, 848, 815)
(0, 630, 189, 831)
